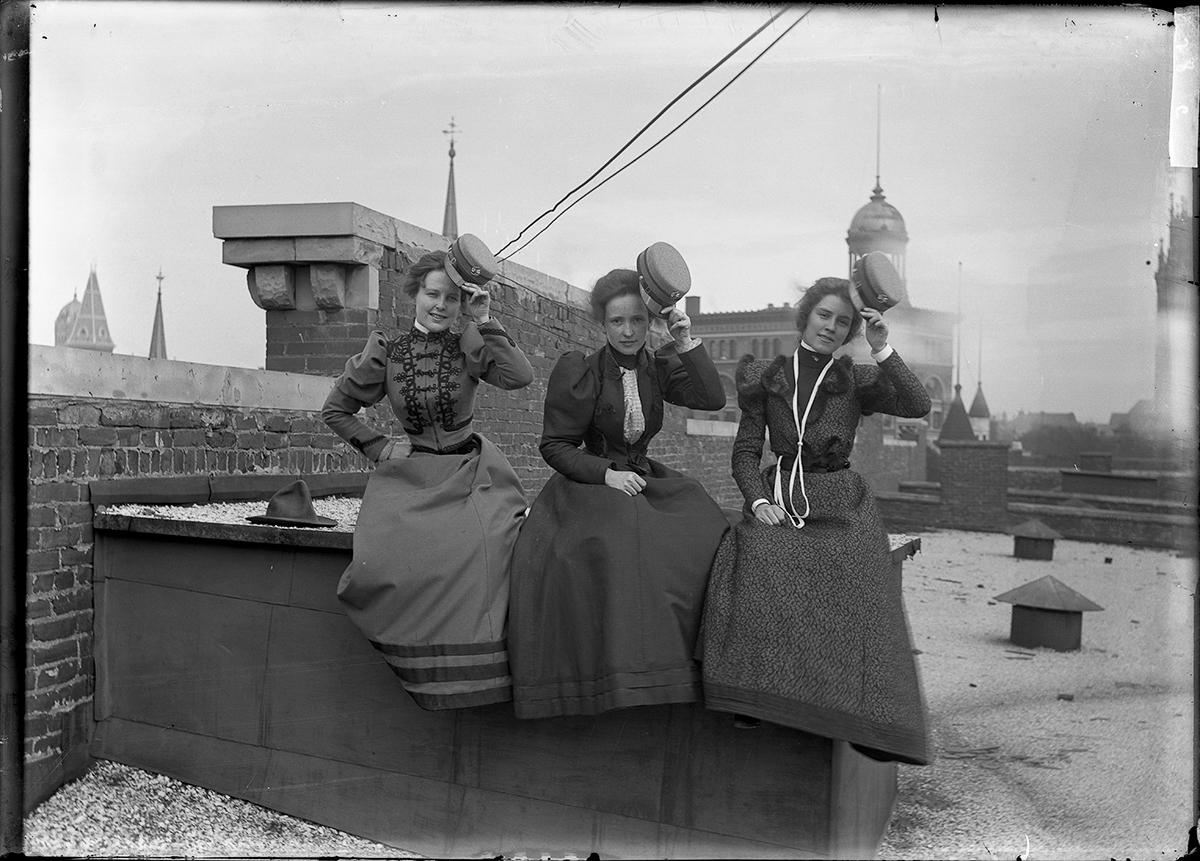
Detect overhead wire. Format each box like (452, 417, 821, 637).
(495, 5, 796, 260)
(499, 7, 813, 262)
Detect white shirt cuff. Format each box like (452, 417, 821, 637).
(751, 498, 771, 511)
(871, 343, 894, 363)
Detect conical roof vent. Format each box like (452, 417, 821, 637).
(1009, 519, 1063, 540)
(993, 575, 1104, 612)
(938, 384, 976, 442)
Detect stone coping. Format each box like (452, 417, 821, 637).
(88, 472, 368, 505)
(94, 492, 922, 562)
(29, 344, 333, 409)
(213, 202, 593, 310)
(93, 512, 353, 550)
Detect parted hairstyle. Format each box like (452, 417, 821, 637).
(794, 277, 863, 345)
(589, 268, 645, 323)
(400, 251, 453, 299)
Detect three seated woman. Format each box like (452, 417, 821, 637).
(323, 239, 930, 764)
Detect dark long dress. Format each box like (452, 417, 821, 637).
(322, 320, 534, 710)
(697, 345, 934, 764)
(508, 341, 729, 719)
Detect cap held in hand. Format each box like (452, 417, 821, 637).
(636, 241, 692, 318)
(245, 479, 338, 528)
(850, 251, 907, 313)
(444, 234, 499, 289)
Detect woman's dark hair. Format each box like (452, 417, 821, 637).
(589, 268, 644, 323)
(794, 277, 863, 344)
(400, 251, 451, 298)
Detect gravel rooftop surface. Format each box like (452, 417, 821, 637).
(22, 524, 1196, 860)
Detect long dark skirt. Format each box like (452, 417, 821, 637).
(336, 434, 525, 710)
(508, 461, 730, 719)
(697, 468, 930, 764)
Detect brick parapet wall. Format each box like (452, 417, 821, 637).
(24, 384, 378, 809)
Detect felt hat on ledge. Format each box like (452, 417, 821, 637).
(636, 241, 692, 318)
(444, 234, 499, 288)
(246, 479, 337, 528)
(850, 251, 907, 313)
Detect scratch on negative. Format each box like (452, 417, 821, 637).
(3, 49, 31, 61)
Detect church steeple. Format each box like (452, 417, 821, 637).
(60, 266, 115, 353)
(442, 117, 459, 240)
(149, 267, 168, 360)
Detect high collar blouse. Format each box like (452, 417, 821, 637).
(538, 341, 726, 482)
(322, 319, 534, 457)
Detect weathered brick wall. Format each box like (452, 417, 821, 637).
(1007, 466, 1066, 492)
(852, 414, 927, 494)
(24, 384, 379, 809)
(938, 441, 1011, 532)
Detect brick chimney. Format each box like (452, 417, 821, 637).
(213, 202, 446, 376)
(937, 439, 1011, 531)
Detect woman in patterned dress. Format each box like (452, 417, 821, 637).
(322, 245, 534, 710)
(508, 268, 729, 719)
(697, 277, 933, 764)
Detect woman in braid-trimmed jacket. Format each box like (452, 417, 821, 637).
(322, 242, 533, 711)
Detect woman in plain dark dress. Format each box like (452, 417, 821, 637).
(508, 268, 729, 719)
(698, 276, 933, 764)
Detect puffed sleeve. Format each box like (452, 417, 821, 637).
(853, 351, 932, 418)
(730, 356, 774, 507)
(538, 351, 615, 484)
(459, 319, 535, 390)
(653, 341, 727, 411)
(321, 329, 392, 462)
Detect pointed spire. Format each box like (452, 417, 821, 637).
(442, 116, 459, 240)
(938, 383, 976, 442)
(873, 83, 883, 199)
(149, 268, 168, 359)
(968, 382, 990, 419)
(65, 267, 116, 353)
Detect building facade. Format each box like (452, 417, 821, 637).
(687, 178, 956, 438)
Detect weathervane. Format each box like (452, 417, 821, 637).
(443, 116, 460, 159)
(156, 267, 165, 295)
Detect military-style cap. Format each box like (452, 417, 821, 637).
(851, 251, 907, 313)
(444, 234, 499, 288)
(636, 241, 691, 318)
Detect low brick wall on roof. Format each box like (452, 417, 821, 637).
(24, 300, 746, 810)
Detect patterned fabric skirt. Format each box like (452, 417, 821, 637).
(336, 434, 526, 710)
(508, 461, 730, 719)
(697, 467, 930, 764)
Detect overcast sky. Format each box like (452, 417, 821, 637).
(28, 3, 1189, 423)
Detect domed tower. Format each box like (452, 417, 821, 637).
(846, 87, 909, 300)
(846, 181, 909, 290)
(54, 294, 82, 346)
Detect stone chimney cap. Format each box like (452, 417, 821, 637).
(1009, 519, 1063, 540)
(993, 575, 1104, 612)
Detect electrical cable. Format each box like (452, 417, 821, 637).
(495, 5, 795, 259)
(500, 7, 812, 262)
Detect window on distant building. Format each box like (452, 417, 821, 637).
(773, 338, 781, 355)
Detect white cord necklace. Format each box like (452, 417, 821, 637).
(773, 350, 834, 529)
